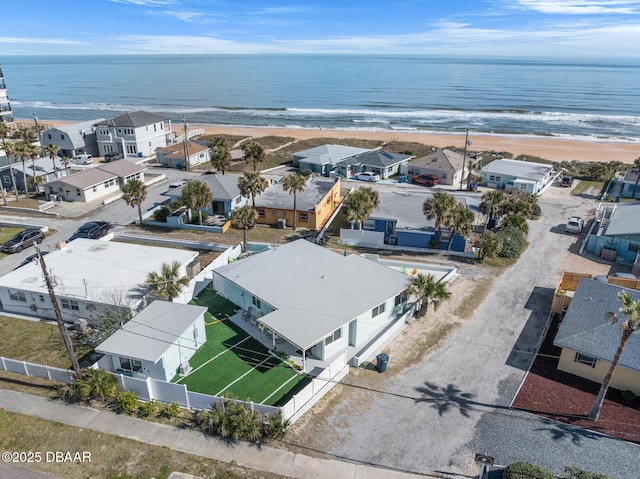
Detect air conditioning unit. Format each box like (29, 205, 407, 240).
(74, 318, 88, 333)
(29, 304, 37, 312)
(179, 361, 192, 377)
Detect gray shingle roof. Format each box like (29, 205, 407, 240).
(98, 111, 170, 128)
(554, 278, 640, 371)
(43, 160, 145, 190)
(338, 150, 412, 169)
(214, 239, 411, 350)
(165, 174, 243, 201)
(255, 176, 336, 211)
(603, 202, 640, 236)
(294, 144, 371, 166)
(481, 159, 553, 181)
(95, 301, 208, 363)
(411, 149, 467, 171)
(43, 119, 105, 148)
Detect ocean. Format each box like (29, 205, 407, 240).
(2, 54, 639, 143)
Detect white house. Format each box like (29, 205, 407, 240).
(480, 159, 555, 194)
(95, 300, 208, 381)
(0, 239, 198, 324)
(41, 119, 105, 158)
(95, 111, 172, 160)
(42, 160, 145, 203)
(213, 239, 413, 369)
(156, 140, 211, 169)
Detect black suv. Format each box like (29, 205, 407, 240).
(561, 176, 574, 187)
(68, 221, 112, 241)
(1, 228, 45, 253)
(104, 152, 123, 162)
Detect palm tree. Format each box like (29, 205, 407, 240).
(477, 231, 502, 261)
(14, 126, 35, 142)
(445, 203, 475, 250)
(422, 191, 456, 249)
(281, 173, 308, 230)
(632, 157, 640, 199)
(182, 179, 213, 225)
(502, 214, 529, 235)
(588, 291, 640, 420)
(343, 187, 380, 229)
(27, 142, 40, 196)
(121, 178, 148, 225)
(210, 136, 232, 174)
(27, 175, 45, 194)
(241, 140, 265, 172)
(60, 155, 70, 172)
(480, 190, 507, 228)
(231, 205, 257, 252)
(12, 140, 33, 196)
(77, 368, 117, 401)
(237, 172, 268, 208)
(408, 273, 451, 318)
(146, 260, 190, 302)
(2, 141, 19, 200)
(44, 143, 60, 178)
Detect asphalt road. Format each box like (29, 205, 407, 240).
(316, 186, 640, 479)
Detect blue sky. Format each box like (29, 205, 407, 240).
(2, 0, 640, 57)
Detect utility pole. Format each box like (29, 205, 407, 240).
(182, 115, 190, 171)
(459, 128, 470, 191)
(35, 245, 81, 377)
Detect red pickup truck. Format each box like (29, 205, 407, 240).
(410, 174, 439, 186)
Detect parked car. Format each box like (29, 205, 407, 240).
(71, 154, 93, 165)
(168, 179, 189, 189)
(565, 216, 584, 234)
(103, 152, 123, 163)
(14, 251, 48, 270)
(1, 228, 45, 253)
(68, 221, 112, 242)
(410, 174, 440, 186)
(561, 175, 574, 187)
(352, 171, 380, 182)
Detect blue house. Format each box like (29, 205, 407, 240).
(619, 168, 640, 199)
(164, 173, 248, 217)
(586, 202, 640, 263)
(292, 144, 370, 176)
(344, 190, 472, 252)
(1, 157, 71, 194)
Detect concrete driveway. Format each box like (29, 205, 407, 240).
(288, 184, 640, 479)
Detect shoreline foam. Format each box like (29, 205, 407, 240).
(20, 119, 640, 164)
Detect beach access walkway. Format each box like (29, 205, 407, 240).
(0, 388, 428, 479)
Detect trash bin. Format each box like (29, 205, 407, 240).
(376, 353, 389, 373)
(616, 195, 621, 203)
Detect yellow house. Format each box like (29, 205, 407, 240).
(255, 177, 342, 230)
(554, 277, 640, 395)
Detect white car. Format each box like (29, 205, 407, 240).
(71, 154, 93, 165)
(353, 171, 381, 182)
(565, 216, 584, 234)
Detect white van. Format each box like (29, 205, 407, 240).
(71, 154, 93, 165)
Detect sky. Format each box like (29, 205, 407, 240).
(2, 0, 640, 57)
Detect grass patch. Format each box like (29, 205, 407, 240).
(453, 277, 497, 319)
(0, 315, 91, 369)
(180, 289, 310, 406)
(0, 409, 287, 479)
(572, 180, 605, 196)
(0, 226, 23, 245)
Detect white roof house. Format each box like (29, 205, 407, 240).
(213, 239, 413, 368)
(0, 239, 198, 323)
(481, 159, 555, 194)
(96, 300, 208, 381)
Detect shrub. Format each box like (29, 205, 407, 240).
(138, 399, 159, 417)
(504, 462, 554, 479)
(161, 402, 181, 419)
(496, 226, 526, 259)
(116, 390, 138, 414)
(621, 390, 636, 405)
(58, 381, 82, 403)
(152, 205, 171, 222)
(77, 369, 117, 401)
(262, 410, 289, 440)
(564, 466, 613, 479)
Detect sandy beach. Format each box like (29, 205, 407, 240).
(27, 119, 640, 164)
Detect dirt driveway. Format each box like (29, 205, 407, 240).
(284, 183, 640, 479)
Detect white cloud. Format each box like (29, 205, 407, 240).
(511, 0, 640, 14)
(108, 0, 175, 5)
(0, 37, 89, 45)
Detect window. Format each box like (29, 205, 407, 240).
(47, 134, 52, 140)
(119, 357, 143, 373)
(60, 135, 65, 140)
(87, 304, 96, 311)
(364, 219, 375, 229)
(394, 291, 408, 306)
(371, 302, 386, 318)
(9, 290, 26, 302)
(325, 328, 342, 346)
(489, 175, 502, 182)
(76, 189, 81, 197)
(257, 208, 265, 218)
(39, 294, 45, 302)
(629, 243, 640, 253)
(252, 296, 261, 309)
(442, 173, 447, 180)
(235, 197, 242, 205)
(574, 352, 597, 368)
(3, 175, 10, 183)
(61, 298, 80, 310)
(299, 212, 308, 222)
